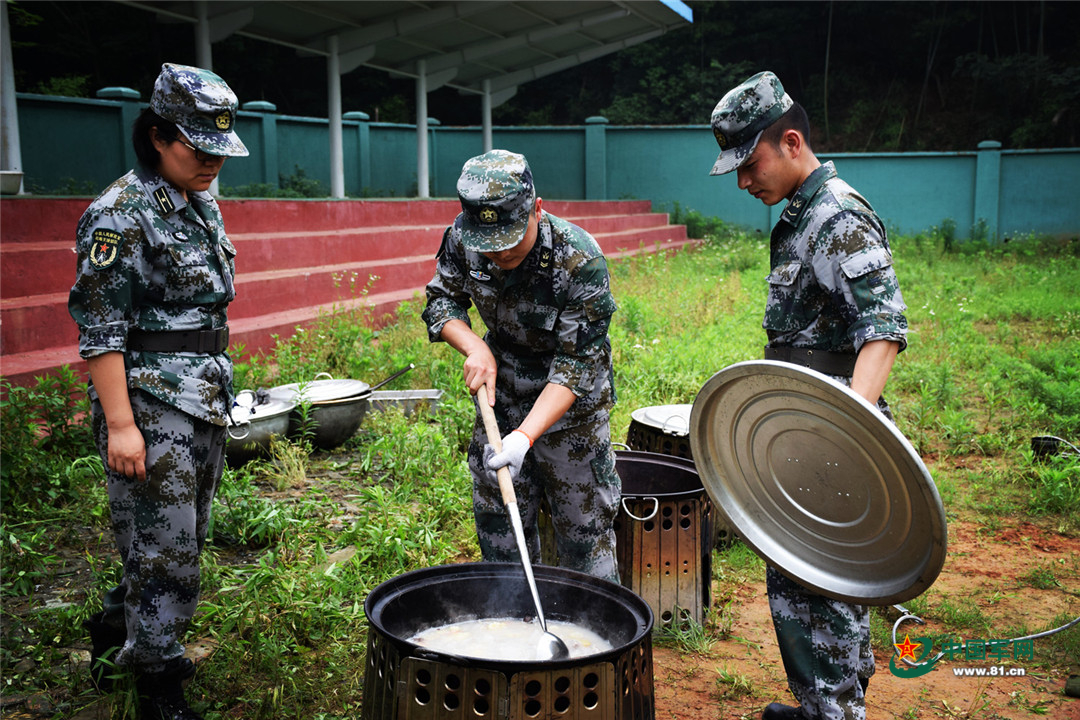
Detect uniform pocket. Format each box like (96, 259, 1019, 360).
(763, 261, 810, 333)
(163, 244, 221, 303)
(840, 247, 893, 279)
(840, 247, 895, 304)
(518, 303, 559, 331)
(578, 293, 616, 352)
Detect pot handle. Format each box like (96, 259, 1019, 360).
(622, 496, 659, 522)
(228, 390, 256, 439)
(313, 372, 334, 381)
(369, 363, 416, 392)
(612, 442, 631, 451)
(660, 415, 689, 435)
(228, 419, 251, 441)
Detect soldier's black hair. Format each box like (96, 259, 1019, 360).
(761, 101, 811, 152)
(132, 108, 181, 169)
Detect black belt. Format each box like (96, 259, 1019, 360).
(128, 327, 230, 354)
(764, 346, 856, 376)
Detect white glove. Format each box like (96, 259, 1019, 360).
(485, 429, 532, 481)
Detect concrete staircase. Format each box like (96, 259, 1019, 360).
(1, 197, 694, 387)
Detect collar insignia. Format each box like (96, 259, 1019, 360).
(153, 186, 175, 215)
(540, 248, 551, 268)
(478, 207, 498, 224)
(469, 269, 492, 282)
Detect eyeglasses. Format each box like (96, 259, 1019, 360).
(176, 136, 223, 163)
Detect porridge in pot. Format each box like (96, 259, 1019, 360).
(408, 617, 613, 661)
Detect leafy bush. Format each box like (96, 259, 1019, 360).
(221, 167, 327, 198)
(0, 367, 95, 510)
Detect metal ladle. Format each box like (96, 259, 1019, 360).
(476, 385, 570, 662)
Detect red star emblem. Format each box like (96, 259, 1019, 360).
(894, 634, 922, 663)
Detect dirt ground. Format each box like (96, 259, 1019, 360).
(652, 518, 1080, 720)
(4, 473, 1078, 720)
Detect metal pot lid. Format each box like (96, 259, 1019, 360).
(630, 404, 692, 435)
(269, 378, 371, 404)
(689, 360, 947, 605)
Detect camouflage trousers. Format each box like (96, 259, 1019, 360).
(767, 566, 874, 720)
(469, 410, 620, 583)
(92, 390, 225, 673)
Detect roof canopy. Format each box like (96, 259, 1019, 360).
(124, 0, 693, 104)
(6, 1, 691, 197)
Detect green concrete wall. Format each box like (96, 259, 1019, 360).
(12, 91, 1080, 240)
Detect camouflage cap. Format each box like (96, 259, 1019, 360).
(150, 63, 248, 158)
(457, 150, 535, 253)
(709, 71, 792, 176)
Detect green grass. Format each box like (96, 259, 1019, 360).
(2, 226, 1078, 718)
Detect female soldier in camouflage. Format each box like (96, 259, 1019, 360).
(709, 72, 908, 720)
(69, 63, 248, 720)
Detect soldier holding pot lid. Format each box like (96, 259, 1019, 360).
(708, 71, 909, 720)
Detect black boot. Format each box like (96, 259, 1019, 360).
(83, 611, 127, 692)
(136, 658, 202, 720)
(761, 703, 808, 720)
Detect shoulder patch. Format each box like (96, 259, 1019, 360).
(89, 228, 122, 270)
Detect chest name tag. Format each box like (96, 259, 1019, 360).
(469, 270, 492, 282)
(89, 229, 122, 270)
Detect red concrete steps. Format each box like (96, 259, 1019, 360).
(0, 197, 692, 388)
(0, 241, 77, 299)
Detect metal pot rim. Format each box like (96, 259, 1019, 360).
(365, 562, 653, 668)
(268, 378, 371, 404)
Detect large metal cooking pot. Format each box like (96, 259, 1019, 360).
(614, 451, 713, 628)
(362, 562, 655, 720)
(225, 390, 295, 464)
(268, 374, 371, 450)
(624, 404, 735, 548)
(626, 404, 694, 460)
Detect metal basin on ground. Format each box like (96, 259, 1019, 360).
(268, 375, 371, 450)
(225, 391, 295, 464)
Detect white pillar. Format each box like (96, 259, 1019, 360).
(482, 79, 493, 153)
(416, 59, 429, 199)
(328, 35, 345, 199)
(193, 0, 218, 195)
(1, 0, 24, 193)
(194, 1, 212, 69)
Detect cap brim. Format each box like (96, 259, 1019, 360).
(182, 126, 249, 158)
(709, 131, 762, 176)
(461, 214, 530, 253)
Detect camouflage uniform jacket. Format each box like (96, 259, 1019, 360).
(68, 166, 236, 426)
(423, 212, 617, 432)
(765, 161, 908, 356)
